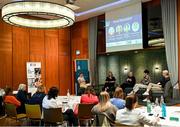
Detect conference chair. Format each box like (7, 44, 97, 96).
(92, 113, 114, 127)
(4, 103, 26, 125)
(43, 108, 66, 126)
(77, 103, 95, 126)
(25, 104, 42, 125)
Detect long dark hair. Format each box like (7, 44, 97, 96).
(47, 87, 59, 100)
(125, 95, 137, 111)
(4, 87, 12, 96)
(84, 86, 96, 96)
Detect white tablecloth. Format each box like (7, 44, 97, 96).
(57, 96, 81, 110)
(136, 106, 180, 127)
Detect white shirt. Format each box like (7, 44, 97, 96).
(116, 108, 158, 126)
(42, 95, 60, 109)
(77, 76, 85, 83)
(0, 89, 5, 96)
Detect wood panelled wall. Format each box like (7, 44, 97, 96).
(0, 18, 72, 95)
(71, 20, 89, 93)
(0, 18, 12, 89)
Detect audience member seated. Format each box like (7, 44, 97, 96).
(0, 88, 5, 96)
(77, 73, 90, 95)
(80, 86, 99, 104)
(110, 87, 125, 109)
(103, 71, 116, 94)
(128, 69, 151, 95)
(16, 84, 28, 114)
(4, 87, 21, 107)
(42, 87, 78, 126)
(91, 91, 118, 126)
(121, 71, 136, 91)
(28, 85, 46, 108)
(116, 95, 159, 126)
(74, 86, 99, 116)
(0, 88, 5, 115)
(143, 70, 170, 96)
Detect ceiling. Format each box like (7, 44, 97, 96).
(0, 0, 150, 21)
(0, 0, 118, 13)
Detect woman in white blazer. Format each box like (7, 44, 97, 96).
(42, 87, 78, 126)
(116, 95, 159, 126)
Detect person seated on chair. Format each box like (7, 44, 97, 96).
(42, 86, 78, 126)
(74, 86, 99, 116)
(103, 71, 116, 98)
(116, 95, 159, 126)
(16, 84, 29, 114)
(80, 86, 99, 104)
(121, 71, 136, 91)
(0, 88, 5, 97)
(128, 69, 151, 95)
(77, 73, 90, 96)
(91, 91, 118, 126)
(110, 87, 125, 109)
(4, 87, 21, 107)
(28, 85, 46, 109)
(143, 70, 170, 96)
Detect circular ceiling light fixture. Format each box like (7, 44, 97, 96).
(1, 1, 75, 29)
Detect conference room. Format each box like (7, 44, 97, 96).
(0, 0, 180, 126)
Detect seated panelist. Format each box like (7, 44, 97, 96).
(128, 69, 151, 95)
(121, 71, 136, 91)
(143, 70, 170, 96)
(104, 71, 116, 92)
(77, 73, 90, 95)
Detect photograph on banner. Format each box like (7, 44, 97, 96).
(26, 62, 42, 94)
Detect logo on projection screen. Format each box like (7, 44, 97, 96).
(132, 22, 140, 32)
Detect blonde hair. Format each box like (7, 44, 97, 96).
(18, 84, 26, 91)
(97, 91, 111, 112)
(37, 85, 45, 93)
(113, 87, 124, 99)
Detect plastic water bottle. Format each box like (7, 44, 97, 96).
(147, 98, 152, 114)
(153, 98, 161, 117)
(160, 96, 166, 118)
(155, 98, 159, 106)
(67, 89, 70, 99)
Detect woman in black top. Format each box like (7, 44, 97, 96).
(104, 71, 116, 93)
(121, 72, 136, 91)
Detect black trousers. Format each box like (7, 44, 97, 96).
(121, 83, 134, 91)
(63, 109, 78, 126)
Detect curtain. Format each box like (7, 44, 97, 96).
(88, 17, 98, 86)
(161, 0, 179, 99)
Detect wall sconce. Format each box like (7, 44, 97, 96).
(154, 65, 161, 73)
(76, 50, 80, 55)
(123, 66, 129, 73)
